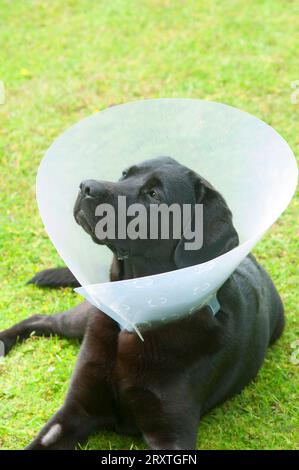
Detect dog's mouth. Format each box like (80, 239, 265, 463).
(74, 192, 114, 248)
(75, 208, 93, 234)
(73, 192, 130, 260)
(73, 193, 98, 240)
(74, 206, 129, 260)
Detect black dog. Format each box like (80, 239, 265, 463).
(0, 157, 284, 450)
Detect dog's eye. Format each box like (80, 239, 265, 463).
(122, 170, 128, 178)
(148, 189, 159, 200)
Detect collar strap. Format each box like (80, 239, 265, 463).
(132, 292, 221, 341)
(206, 292, 221, 316)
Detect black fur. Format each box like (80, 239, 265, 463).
(28, 267, 80, 288)
(0, 157, 284, 450)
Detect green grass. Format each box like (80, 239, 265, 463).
(0, 0, 298, 450)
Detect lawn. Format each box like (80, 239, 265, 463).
(0, 0, 298, 450)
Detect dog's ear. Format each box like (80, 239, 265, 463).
(174, 173, 239, 269)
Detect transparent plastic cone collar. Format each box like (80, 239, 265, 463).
(36, 99, 298, 339)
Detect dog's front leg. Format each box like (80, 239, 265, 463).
(26, 312, 120, 450)
(26, 402, 99, 450)
(122, 385, 200, 450)
(141, 391, 200, 450)
(0, 301, 97, 355)
(117, 330, 200, 450)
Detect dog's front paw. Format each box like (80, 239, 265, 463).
(0, 338, 5, 357)
(25, 404, 94, 450)
(0, 332, 15, 357)
(25, 423, 64, 450)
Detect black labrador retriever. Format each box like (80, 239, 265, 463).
(0, 157, 284, 450)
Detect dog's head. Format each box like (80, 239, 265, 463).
(74, 156, 239, 275)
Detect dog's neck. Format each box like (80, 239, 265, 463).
(107, 242, 177, 280)
(110, 252, 176, 281)
(125, 254, 178, 279)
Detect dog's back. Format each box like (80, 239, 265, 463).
(197, 253, 284, 415)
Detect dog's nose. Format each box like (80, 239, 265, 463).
(80, 180, 106, 198)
